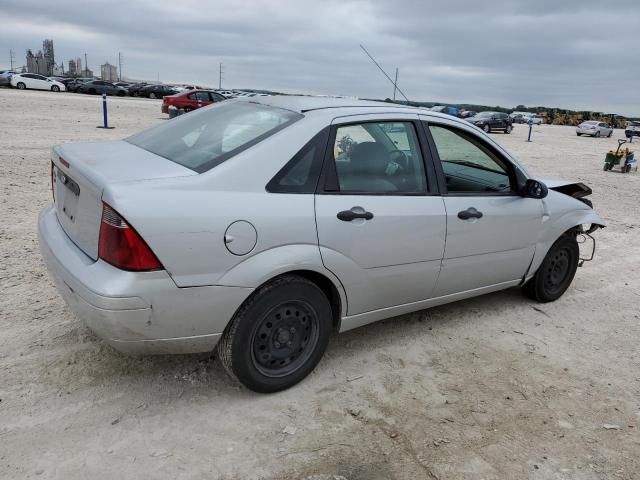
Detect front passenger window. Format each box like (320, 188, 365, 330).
(332, 122, 426, 193)
(429, 125, 513, 194)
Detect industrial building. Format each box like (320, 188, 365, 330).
(26, 39, 55, 76)
(101, 62, 118, 82)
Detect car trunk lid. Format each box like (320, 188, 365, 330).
(52, 140, 196, 260)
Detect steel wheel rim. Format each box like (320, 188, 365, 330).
(543, 248, 571, 295)
(250, 300, 319, 378)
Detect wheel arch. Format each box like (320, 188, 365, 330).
(525, 207, 605, 282)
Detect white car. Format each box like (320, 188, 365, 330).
(523, 115, 544, 125)
(11, 73, 66, 92)
(576, 121, 613, 137)
(38, 97, 604, 392)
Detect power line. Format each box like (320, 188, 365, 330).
(359, 44, 409, 103)
(219, 62, 223, 89)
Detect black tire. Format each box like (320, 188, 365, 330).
(183, 107, 193, 113)
(89, 88, 96, 95)
(218, 275, 332, 393)
(483, 124, 491, 133)
(577, 133, 582, 136)
(51, 85, 60, 92)
(117, 90, 125, 97)
(603, 163, 609, 171)
(149, 92, 156, 99)
(608, 131, 613, 138)
(16, 82, 26, 90)
(595, 131, 601, 137)
(505, 125, 512, 134)
(523, 234, 579, 302)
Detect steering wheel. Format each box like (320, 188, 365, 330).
(387, 149, 408, 172)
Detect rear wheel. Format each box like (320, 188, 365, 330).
(523, 234, 579, 302)
(607, 131, 613, 138)
(218, 275, 332, 393)
(505, 125, 512, 134)
(577, 132, 582, 136)
(89, 88, 96, 95)
(595, 131, 601, 137)
(149, 92, 157, 99)
(16, 82, 26, 90)
(117, 90, 125, 97)
(483, 124, 491, 133)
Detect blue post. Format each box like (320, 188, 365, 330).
(527, 120, 533, 142)
(97, 93, 114, 129)
(102, 93, 108, 128)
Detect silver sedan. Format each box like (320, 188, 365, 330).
(576, 121, 613, 137)
(38, 97, 605, 392)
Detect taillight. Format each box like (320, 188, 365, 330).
(51, 161, 56, 203)
(98, 203, 163, 271)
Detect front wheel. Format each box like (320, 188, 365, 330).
(16, 82, 26, 90)
(523, 234, 579, 302)
(483, 124, 491, 133)
(149, 92, 156, 99)
(218, 275, 332, 393)
(595, 131, 601, 137)
(51, 85, 60, 92)
(505, 125, 512, 134)
(607, 131, 613, 138)
(577, 133, 582, 136)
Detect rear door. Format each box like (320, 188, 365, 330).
(315, 114, 446, 315)
(422, 117, 543, 296)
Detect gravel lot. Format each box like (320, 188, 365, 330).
(1, 89, 639, 480)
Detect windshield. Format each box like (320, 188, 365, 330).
(475, 112, 495, 118)
(126, 101, 303, 173)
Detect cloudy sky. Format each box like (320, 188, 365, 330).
(2, 0, 639, 115)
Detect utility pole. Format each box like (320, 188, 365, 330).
(9, 49, 15, 70)
(84, 53, 88, 76)
(118, 52, 122, 81)
(359, 44, 409, 103)
(219, 62, 223, 89)
(393, 68, 398, 101)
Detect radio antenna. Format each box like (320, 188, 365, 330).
(359, 44, 410, 103)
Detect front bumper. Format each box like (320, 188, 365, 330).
(38, 206, 253, 354)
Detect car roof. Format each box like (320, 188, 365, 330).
(243, 95, 422, 113)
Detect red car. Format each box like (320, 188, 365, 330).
(161, 89, 226, 114)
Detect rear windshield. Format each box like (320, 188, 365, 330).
(126, 101, 303, 173)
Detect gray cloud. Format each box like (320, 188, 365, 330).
(1, 0, 639, 115)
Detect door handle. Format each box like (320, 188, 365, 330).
(337, 208, 374, 222)
(457, 207, 483, 220)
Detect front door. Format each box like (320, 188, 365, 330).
(315, 116, 446, 315)
(425, 121, 543, 296)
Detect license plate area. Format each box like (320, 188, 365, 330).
(56, 169, 81, 222)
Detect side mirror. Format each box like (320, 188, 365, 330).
(521, 179, 548, 199)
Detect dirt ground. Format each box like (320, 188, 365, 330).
(1, 89, 639, 480)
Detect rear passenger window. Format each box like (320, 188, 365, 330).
(266, 128, 329, 193)
(330, 122, 427, 194)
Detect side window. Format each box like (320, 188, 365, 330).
(429, 125, 514, 194)
(194, 91, 209, 101)
(330, 122, 427, 194)
(211, 93, 225, 102)
(266, 128, 329, 193)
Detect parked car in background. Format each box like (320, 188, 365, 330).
(39, 97, 604, 393)
(216, 90, 237, 98)
(510, 112, 528, 124)
(459, 110, 476, 118)
(624, 121, 639, 139)
(10, 73, 66, 92)
(523, 114, 544, 125)
(139, 84, 179, 99)
(114, 82, 131, 88)
(576, 121, 613, 137)
(77, 80, 128, 96)
(430, 105, 459, 117)
(65, 78, 94, 92)
(0, 70, 17, 87)
(468, 111, 513, 133)
(161, 89, 226, 113)
(127, 83, 150, 96)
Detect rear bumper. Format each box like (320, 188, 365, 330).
(576, 128, 597, 135)
(38, 206, 253, 354)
